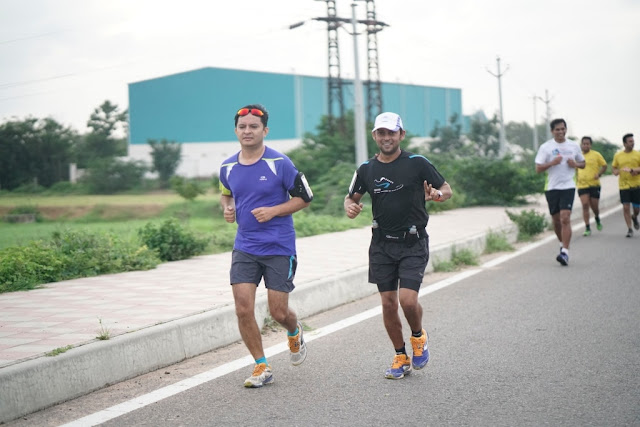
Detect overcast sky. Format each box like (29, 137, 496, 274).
(1, 0, 639, 146)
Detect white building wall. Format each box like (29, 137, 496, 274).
(127, 139, 302, 178)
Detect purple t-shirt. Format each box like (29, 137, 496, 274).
(219, 146, 299, 256)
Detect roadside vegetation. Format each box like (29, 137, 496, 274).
(2, 105, 616, 293)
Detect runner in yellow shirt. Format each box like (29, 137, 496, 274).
(576, 136, 607, 236)
(612, 133, 640, 237)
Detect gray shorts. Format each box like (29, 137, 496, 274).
(368, 237, 429, 292)
(230, 250, 297, 292)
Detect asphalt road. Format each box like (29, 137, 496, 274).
(9, 212, 640, 427)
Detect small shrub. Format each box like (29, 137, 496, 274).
(96, 318, 111, 340)
(433, 247, 478, 272)
(451, 247, 478, 266)
(211, 175, 221, 193)
(506, 209, 548, 241)
(12, 182, 46, 194)
(484, 231, 514, 254)
(433, 259, 456, 272)
(45, 181, 90, 195)
(138, 218, 208, 261)
(170, 176, 206, 201)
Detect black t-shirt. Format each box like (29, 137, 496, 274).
(349, 150, 446, 232)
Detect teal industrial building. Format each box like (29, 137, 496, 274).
(127, 67, 464, 177)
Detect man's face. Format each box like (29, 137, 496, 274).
(235, 114, 267, 148)
(552, 123, 567, 142)
(372, 128, 405, 156)
(623, 136, 635, 151)
(581, 139, 591, 153)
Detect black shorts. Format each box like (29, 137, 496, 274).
(619, 187, 640, 205)
(577, 186, 601, 199)
(545, 188, 575, 215)
(230, 250, 297, 292)
(369, 236, 429, 292)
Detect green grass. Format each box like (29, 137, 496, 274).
(45, 345, 73, 357)
(0, 193, 216, 207)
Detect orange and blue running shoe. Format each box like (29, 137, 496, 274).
(410, 329, 430, 370)
(385, 354, 412, 379)
(244, 363, 273, 388)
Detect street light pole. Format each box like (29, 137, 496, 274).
(537, 89, 552, 141)
(532, 94, 539, 151)
(351, 3, 367, 165)
(487, 56, 508, 157)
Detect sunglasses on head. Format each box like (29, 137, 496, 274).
(236, 108, 265, 117)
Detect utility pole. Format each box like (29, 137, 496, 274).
(532, 94, 539, 151)
(351, 3, 367, 165)
(486, 56, 508, 157)
(314, 0, 345, 128)
(356, 0, 387, 123)
(537, 89, 553, 141)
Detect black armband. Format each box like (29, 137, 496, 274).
(289, 172, 313, 202)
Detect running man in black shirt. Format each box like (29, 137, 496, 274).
(344, 112, 452, 379)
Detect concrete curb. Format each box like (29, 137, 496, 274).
(0, 191, 620, 423)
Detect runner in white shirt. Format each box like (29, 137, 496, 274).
(535, 118, 585, 266)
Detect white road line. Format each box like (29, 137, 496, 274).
(59, 206, 621, 427)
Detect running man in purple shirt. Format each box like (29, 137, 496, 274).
(219, 104, 313, 388)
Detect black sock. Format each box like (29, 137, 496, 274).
(411, 330, 423, 338)
(595, 216, 600, 222)
(586, 225, 591, 230)
(395, 345, 406, 355)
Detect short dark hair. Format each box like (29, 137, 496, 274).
(550, 118, 567, 130)
(623, 133, 634, 143)
(234, 104, 269, 127)
(581, 136, 592, 144)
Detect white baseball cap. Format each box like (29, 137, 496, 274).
(372, 112, 404, 132)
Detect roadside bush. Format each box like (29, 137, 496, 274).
(452, 156, 543, 206)
(50, 229, 159, 277)
(138, 218, 208, 261)
(0, 242, 65, 292)
(484, 231, 514, 254)
(434, 247, 479, 272)
(506, 209, 548, 241)
(0, 230, 159, 293)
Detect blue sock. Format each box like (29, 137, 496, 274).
(287, 327, 299, 337)
(255, 356, 267, 365)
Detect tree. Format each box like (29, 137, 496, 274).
(0, 117, 77, 190)
(469, 114, 500, 157)
(429, 113, 465, 154)
(505, 121, 546, 151)
(148, 139, 182, 188)
(81, 157, 146, 194)
(286, 110, 387, 184)
(76, 100, 128, 166)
